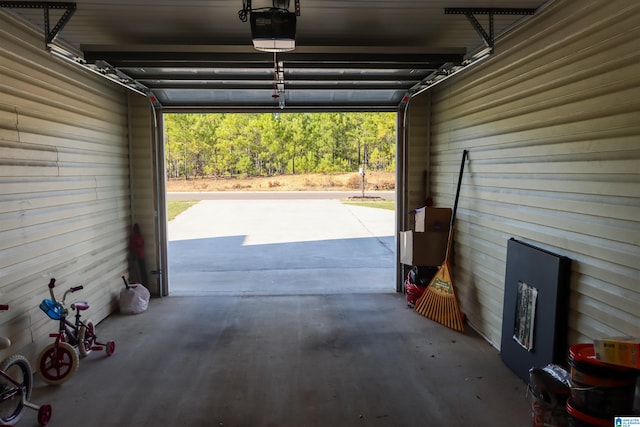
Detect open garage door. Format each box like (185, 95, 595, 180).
(160, 112, 398, 296)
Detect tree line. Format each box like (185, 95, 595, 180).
(164, 112, 396, 179)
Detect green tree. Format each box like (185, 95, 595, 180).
(164, 113, 214, 179)
(164, 111, 397, 178)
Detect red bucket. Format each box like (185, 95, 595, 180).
(566, 399, 611, 427)
(568, 344, 638, 417)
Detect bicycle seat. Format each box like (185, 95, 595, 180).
(71, 301, 89, 311)
(0, 336, 11, 350)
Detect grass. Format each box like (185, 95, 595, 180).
(343, 199, 395, 210)
(167, 200, 199, 221)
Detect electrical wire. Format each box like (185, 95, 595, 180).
(272, 51, 279, 99)
(238, 0, 250, 22)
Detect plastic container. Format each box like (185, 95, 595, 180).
(405, 266, 437, 306)
(568, 344, 638, 417)
(39, 299, 62, 320)
(529, 365, 571, 426)
(404, 277, 426, 306)
(566, 399, 612, 427)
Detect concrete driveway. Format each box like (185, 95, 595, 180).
(167, 198, 397, 295)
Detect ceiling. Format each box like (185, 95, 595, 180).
(2, 1, 545, 110)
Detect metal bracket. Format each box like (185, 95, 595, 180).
(0, 1, 77, 46)
(445, 7, 536, 49)
(401, 7, 537, 108)
(271, 0, 300, 15)
(240, 0, 300, 20)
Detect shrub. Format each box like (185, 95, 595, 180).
(347, 174, 363, 189)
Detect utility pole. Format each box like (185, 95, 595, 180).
(360, 145, 368, 198)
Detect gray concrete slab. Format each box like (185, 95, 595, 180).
(32, 295, 530, 427)
(29, 198, 532, 427)
(168, 199, 396, 295)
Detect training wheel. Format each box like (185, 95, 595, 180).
(38, 404, 52, 426)
(106, 341, 115, 356)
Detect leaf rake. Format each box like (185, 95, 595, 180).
(414, 150, 468, 332)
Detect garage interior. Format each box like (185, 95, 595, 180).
(1, 0, 639, 426)
(0, 0, 538, 110)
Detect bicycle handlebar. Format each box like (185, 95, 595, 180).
(47, 278, 84, 303)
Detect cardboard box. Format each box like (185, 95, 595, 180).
(593, 336, 640, 369)
(399, 230, 449, 266)
(412, 207, 451, 233)
(402, 207, 451, 266)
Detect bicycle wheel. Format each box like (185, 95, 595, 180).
(0, 354, 32, 425)
(105, 340, 116, 356)
(37, 403, 52, 426)
(78, 320, 95, 357)
(37, 342, 79, 385)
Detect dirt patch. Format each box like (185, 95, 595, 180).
(166, 171, 395, 192)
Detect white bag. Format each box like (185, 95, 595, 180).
(119, 283, 150, 314)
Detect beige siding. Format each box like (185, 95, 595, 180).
(425, 0, 640, 347)
(0, 12, 134, 362)
(129, 95, 163, 296)
(405, 94, 431, 214)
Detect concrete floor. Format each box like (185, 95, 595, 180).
(27, 198, 532, 427)
(31, 294, 531, 427)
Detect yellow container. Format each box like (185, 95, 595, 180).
(593, 336, 640, 370)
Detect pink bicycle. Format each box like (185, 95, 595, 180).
(37, 279, 115, 385)
(0, 305, 52, 426)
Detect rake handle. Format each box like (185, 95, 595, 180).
(444, 149, 468, 261)
(451, 149, 468, 227)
